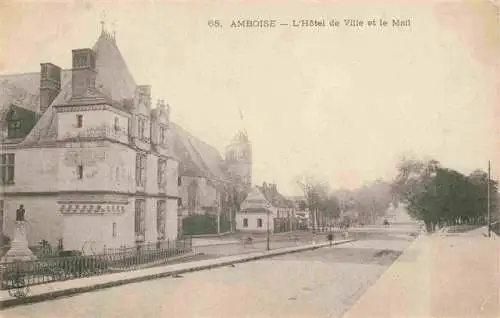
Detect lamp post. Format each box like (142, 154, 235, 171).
(488, 160, 491, 238)
(266, 203, 271, 251)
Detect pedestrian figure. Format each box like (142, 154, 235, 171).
(327, 233, 333, 247)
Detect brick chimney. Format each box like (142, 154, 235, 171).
(71, 48, 96, 98)
(40, 62, 61, 113)
(136, 85, 152, 109)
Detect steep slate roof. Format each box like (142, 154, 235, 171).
(0, 72, 42, 119)
(22, 32, 136, 146)
(256, 185, 289, 208)
(2, 32, 228, 185)
(92, 34, 136, 102)
(240, 186, 272, 212)
(170, 122, 229, 183)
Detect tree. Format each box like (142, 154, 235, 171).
(391, 156, 498, 232)
(321, 195, 341, 226)
(296, 175, 330, 231)
(332, 180, 392, 225)
(298, 200, 307, 211)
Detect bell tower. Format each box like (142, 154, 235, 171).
(225, 130, 252, 190)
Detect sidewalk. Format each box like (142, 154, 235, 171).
(0, 239, 353, 309)
(343, 227, 500, 318)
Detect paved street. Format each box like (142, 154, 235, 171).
(2, 226, 418, 317)
(344, 227, 500, 318)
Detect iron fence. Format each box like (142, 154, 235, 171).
(0, 231, 342, 298)
(0, 238, 192, 292)
(190, 231, 331, 259)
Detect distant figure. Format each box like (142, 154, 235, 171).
(16, 205, 26, 222)
(327, 233, 333, 247)
(383, 219, 390, 227)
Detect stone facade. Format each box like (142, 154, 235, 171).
(0, 30, 181, 254)
(172, 123, 252, 232)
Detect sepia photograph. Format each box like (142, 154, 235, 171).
(0, 0, 499, 317)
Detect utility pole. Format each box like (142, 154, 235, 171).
(217, 191, 221, 235)
(266, 205, 271, 251)
(488, 160, 491, 238)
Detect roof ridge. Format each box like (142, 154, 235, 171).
(171, 122, 223, 155)
(0, 71, 40, 77)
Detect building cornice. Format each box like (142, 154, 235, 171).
(0, 190, 181, 199)
(53, 103, 132, 117)
(59, 202, 126, 215)
(1, 136, 180, 162)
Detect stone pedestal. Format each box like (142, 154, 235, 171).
(1, 222, 37, 263)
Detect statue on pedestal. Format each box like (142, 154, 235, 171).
(16, 205, 25, 222)
(1, 205, 37, 263)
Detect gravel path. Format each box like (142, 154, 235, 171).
(2, 230, 416, 318)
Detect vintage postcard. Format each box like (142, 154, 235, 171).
(0, 0, 499, 317)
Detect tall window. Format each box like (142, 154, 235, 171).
(138, 117, 147, 140)
(76, 114, 83, 128)
(257, 218, 263, 228)
(157, 200, 166, 238)
(135, 154, 147, 187)
(158, 159, 166, 190)
(112, 222, 117, 237)
(77, 165, 84, 179)
(138, 117, 143, 139)
(114, 117, 120, 131)
(243, 218, 248, 228)
(0, 154, 15, 184)
(159, 126, 166, 145)
(134, 199, 146, 238)
(7, 120, 22, 138)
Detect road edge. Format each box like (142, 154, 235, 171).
(0, 239, 354, 310)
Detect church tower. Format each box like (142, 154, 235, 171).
(225, 130, 252, 190)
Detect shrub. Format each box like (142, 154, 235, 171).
(0, 234, 10, 246)
(58, 250, 82, 257)
(182, 214, 217, 235)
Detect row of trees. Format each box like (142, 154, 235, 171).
(297, 176, 340, 230)
(391, 156, 497, 232)
(296, 175, 393, 230)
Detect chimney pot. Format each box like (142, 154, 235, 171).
(40, 62, 61, 113)
(71, 48, 97, 98)
(137, 85, 152, 109)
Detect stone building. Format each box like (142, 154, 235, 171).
(236, 183, 296, 233)
(173, 125, 252, 232)
(0, 30, 181, 254)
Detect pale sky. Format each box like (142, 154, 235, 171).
(1, 0, 499, 196)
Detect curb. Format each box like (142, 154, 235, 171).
(0, 239, 354, 310)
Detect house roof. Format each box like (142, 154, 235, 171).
(1, 32, 229, 184)
(256, 185, 290, 208)
(2, 32, 137, 146)
(92, 33, 136, 103)
(241, 186, 272, 211)
(170, 122, 229, 183)
(0, 72, 42, 119)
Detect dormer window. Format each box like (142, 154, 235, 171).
(5, 106, 37, 139)
(76, 114, 83, 128)
(7, 120, 22, 139)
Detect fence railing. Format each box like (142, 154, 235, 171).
(1, 231, 343, 297)
(0, 238, 192, 292)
